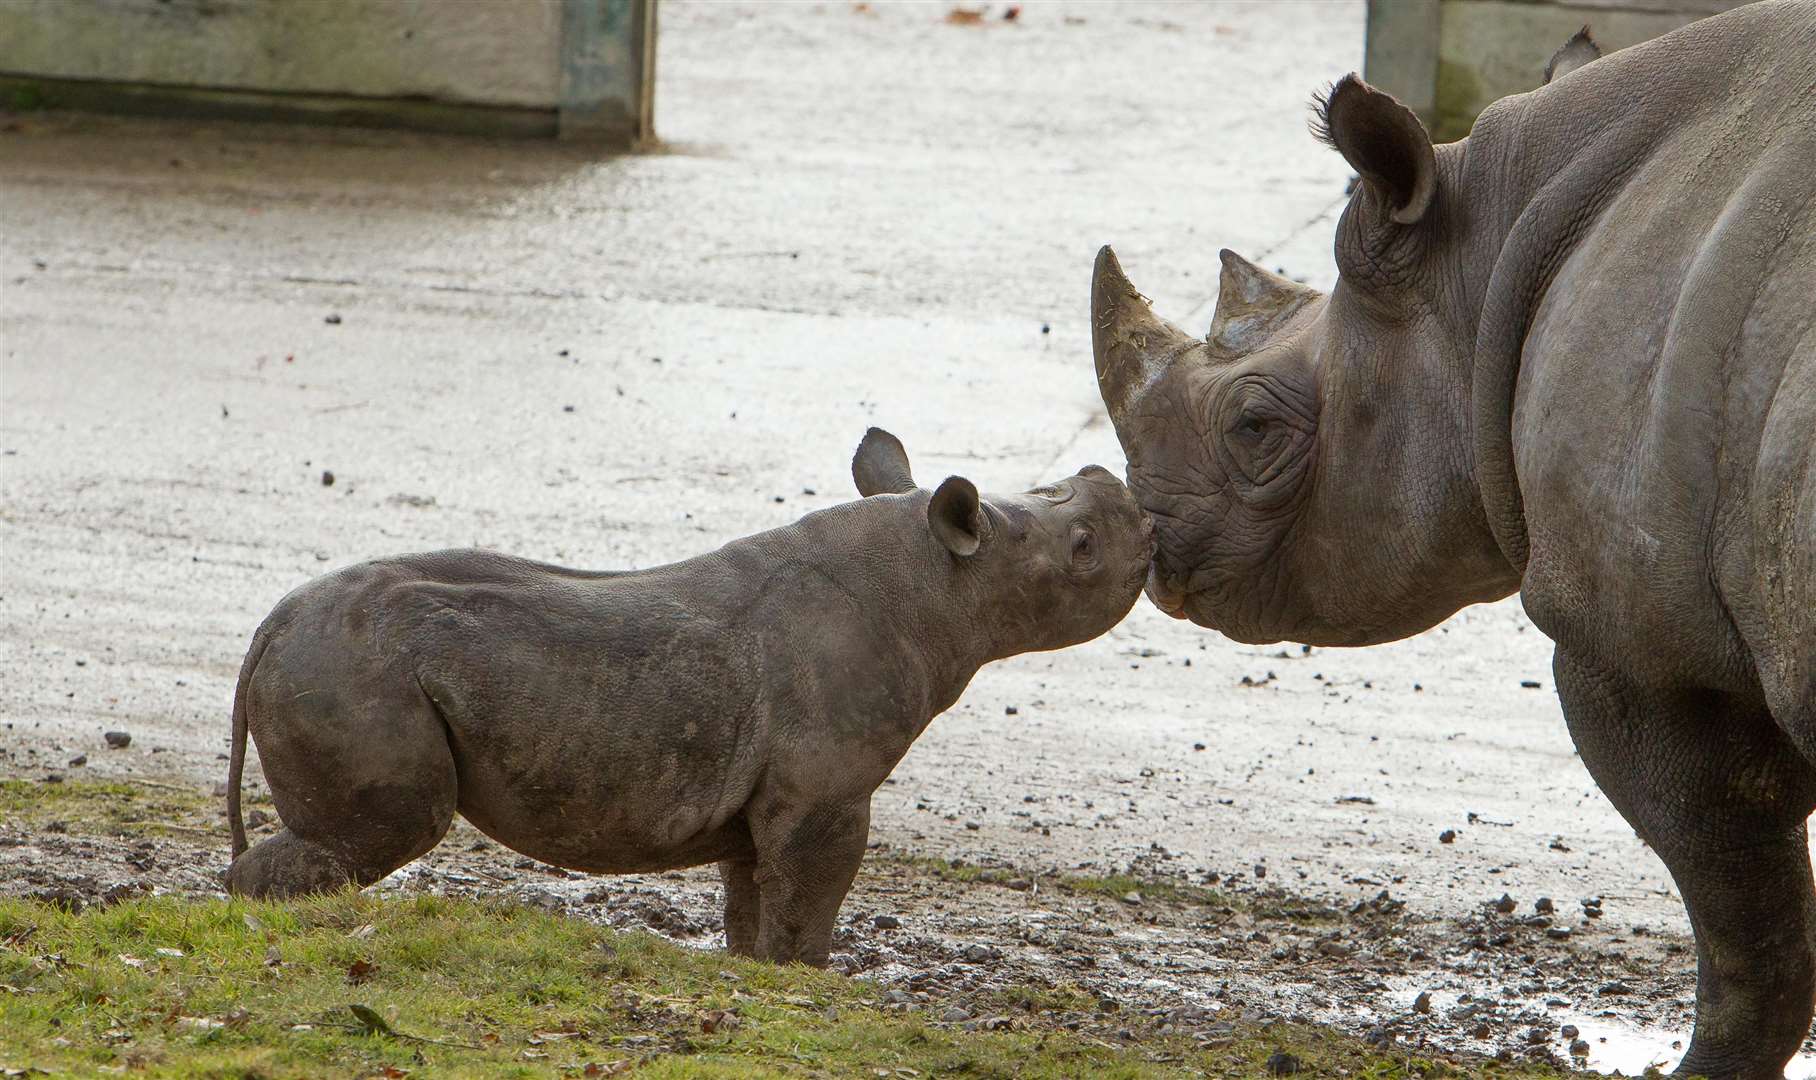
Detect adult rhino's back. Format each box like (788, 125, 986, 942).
(1507, 4, 1816, 695)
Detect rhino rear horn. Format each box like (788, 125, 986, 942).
(1544, 26, 1601, 84)
(852, 427, 916, 496)
(1208, 251, 1320, 357)
(1091, 246, 1196, 429)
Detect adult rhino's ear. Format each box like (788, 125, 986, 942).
(1544, 26, 1600, 85)
(852, 427, 916, 496)
(927, 476, 984, 557)
(1312, 74, 1436, 226)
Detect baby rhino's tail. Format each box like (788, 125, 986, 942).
(227, 627, 274, 860)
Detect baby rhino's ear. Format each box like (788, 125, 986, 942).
(852, 427, 916, 496)
(928, 476, 984, 557)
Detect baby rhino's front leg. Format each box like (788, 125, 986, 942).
(738, 796, 872, 966)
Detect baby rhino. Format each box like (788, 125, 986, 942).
(225, 429, 1152, 965)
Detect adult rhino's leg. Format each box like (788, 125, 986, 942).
(719, 858, 762, 958)
(748, 797, 870, 967)
(227, 676, 459, 899)
(1555, 649, 1816, 1080)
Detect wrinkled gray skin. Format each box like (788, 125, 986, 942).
(225, 429, 1151, 966)
(1095, 4, 1816, 1076)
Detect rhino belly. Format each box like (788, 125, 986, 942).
(407, 592, 767, 873)
(431, 678, 765, 871)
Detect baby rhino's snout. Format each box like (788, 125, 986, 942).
(1061, 464, 1156, 610)
(1073, 463, 1156, 556)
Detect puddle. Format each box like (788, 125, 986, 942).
(1563, 1015, 1683, 1076)
(1388, 984, 1816, 1077)
(1563, 1014, 1816, 1078)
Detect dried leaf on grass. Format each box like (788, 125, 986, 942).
(699, 1008, 741, 1034)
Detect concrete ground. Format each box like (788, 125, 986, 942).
(0, 0, 1763, 1071)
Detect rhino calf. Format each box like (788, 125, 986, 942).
(223, 429, 1151, 965)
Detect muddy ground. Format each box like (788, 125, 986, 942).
(0, 801, 1698, 1073)
(4, 1, 1812, 1075)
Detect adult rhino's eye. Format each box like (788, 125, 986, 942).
(1233, 396, 1286, 438)
(1226, 400, 1298, 486)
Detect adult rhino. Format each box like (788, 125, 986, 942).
(1092, 4, 1815, 1077)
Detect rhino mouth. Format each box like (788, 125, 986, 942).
(1126, 516, 1159, 595)
(1144, 563, 1189, 620)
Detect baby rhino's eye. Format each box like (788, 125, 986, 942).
(1070, 526, 1097, 567)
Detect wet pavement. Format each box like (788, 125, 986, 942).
(3, 0, 1806, 1070)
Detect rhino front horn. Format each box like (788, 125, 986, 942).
(1092, 245, 1195, 428)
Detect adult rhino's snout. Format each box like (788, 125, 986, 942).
(1091, 245, 1197, 437)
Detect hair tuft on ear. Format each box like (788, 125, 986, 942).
(1543, 25, 1601, 84)
(1308, 83, 1340, 151)
(1317, 73, 1436, 226)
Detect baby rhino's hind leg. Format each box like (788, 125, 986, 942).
(227, 681, 458, 900)
(226, 828, 362, 897)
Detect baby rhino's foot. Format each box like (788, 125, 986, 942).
(225, 829, 359, 899)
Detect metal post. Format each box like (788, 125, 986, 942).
(560, 0, 657, 145)
(1363, 0, 1441, 125)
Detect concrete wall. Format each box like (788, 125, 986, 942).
(0, 0, 654, 142)
(1366, 0, 1750, 140)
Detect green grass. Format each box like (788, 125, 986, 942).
(0, 782, 1569, 1077)
(0, 778, 228, 841)
(0, 893, 1573, 1079)
(6, 82, 45, 111)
